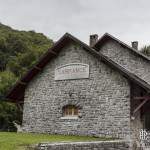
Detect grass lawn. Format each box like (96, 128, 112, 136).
(0, 132, 114, 150)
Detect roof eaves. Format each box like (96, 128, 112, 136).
(6, 33, 150, 102)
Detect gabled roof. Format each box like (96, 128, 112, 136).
(93, 33, 150, 62)
(6, 33, 150, 103)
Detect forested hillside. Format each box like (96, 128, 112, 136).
(0, 23, 53, 131)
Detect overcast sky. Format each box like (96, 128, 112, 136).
(0, 0, 150, 48)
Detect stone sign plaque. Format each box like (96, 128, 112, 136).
(55, 63, 89, 80)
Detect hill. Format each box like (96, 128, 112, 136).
(0, 23, 53, 131)
(0, 23, 53, 98)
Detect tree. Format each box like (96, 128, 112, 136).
(0, 101, 21, 131)
(0, 22, 53, 131)
(141, 46, 150, 57)
(0, 71, 17, 100)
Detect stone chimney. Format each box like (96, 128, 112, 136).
(89, 34, 98, 47)
(131, 41, 138, 50)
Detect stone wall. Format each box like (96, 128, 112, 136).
(22, 41, 131, 138)
(99, 40, 150, 140)
(36, 141, 131, 150)
(99, 39, 150, 85)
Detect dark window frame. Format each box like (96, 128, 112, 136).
(63, 105, 78, 116)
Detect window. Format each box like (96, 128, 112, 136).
(63, 105, 78, 116)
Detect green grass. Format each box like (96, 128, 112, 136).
(0, 132, 114, 150)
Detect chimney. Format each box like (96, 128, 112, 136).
(89, 34, 98, 47)
(131, 41, 138, 50)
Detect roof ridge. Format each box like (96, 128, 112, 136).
(93, 33, 150, 62)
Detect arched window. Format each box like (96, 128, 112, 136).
(63, 105, 78, 116)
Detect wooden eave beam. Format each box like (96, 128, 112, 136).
(49, 50, 57, 55)
(133, 99, 148, 115)
(134, 96, 150, 100)
(34, 66, 42, 71)
(16, 103, 23, 111)
(18, 81, 26, 85)
(16, 101, 24, 104)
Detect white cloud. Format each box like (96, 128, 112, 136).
(0, 0, 150, 48)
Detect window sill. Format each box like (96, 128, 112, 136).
(60, 116, 78, 120)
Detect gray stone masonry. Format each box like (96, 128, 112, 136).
(99, 40, 150, 85)
(22, 41, 131, 139)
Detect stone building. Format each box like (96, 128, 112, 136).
(7, 33, 150, 139)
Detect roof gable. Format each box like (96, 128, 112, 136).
(93, 33, 150, 62)
(6, 33, 150, 102)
